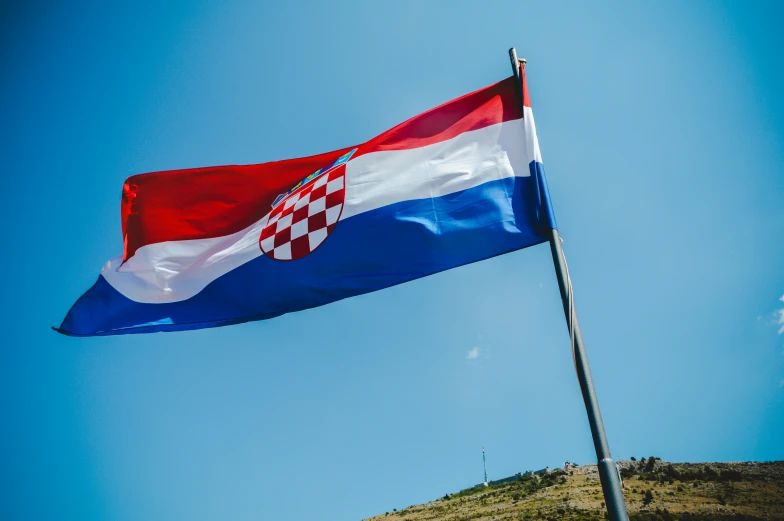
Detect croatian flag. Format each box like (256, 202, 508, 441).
(57, 65, 556, 336)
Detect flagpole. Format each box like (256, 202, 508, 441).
(508, 48, 629, 521)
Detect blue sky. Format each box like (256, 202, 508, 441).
(1, 1, 783, 520)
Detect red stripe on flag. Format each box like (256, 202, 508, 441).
(359, 76, 520, 154)
(121, 148, 354, 261)
(121, 76, 521, 260)
(521, 62, 532, 108)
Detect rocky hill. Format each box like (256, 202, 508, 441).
(365, 459, 784, 521)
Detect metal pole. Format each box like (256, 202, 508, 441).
(508, 48, 629, 521)
(482, 447, 488, 485)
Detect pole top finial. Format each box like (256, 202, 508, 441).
(508, 48, 526, 78)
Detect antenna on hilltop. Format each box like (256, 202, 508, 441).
(482, 447, 488, 486)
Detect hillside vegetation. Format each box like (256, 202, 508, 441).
(365, 459, 784, 521)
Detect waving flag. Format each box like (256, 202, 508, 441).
(57, 67, 555, 336)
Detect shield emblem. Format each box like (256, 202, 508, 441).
(259, 149, 355, 261)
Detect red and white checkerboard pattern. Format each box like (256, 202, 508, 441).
(259, 165, 346, 261)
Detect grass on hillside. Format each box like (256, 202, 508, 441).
(364, 459, 784, 521)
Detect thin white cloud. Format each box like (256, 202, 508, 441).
(777, 310, 784, 335)
(466, 347, 480, 360)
